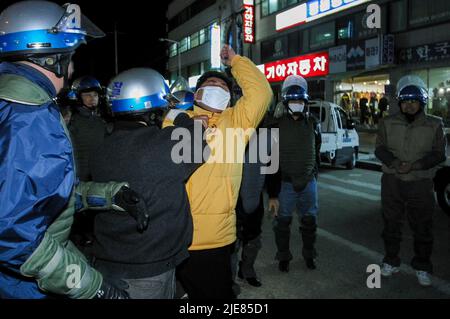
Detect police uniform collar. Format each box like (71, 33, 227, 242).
(0, 62, 57, 98)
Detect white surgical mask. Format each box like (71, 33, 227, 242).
(288, 102, 305, 113)
(196, 86, 231, 111)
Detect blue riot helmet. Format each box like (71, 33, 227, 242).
(281, 75, 309, 106)
(107, 68, 172, 118)
(396, 75, 428, 108)
(281, 75, 309, 117)
(0, 1, 105, 78)
(170, 76, 194, 110)
(72, 76, 103, 97)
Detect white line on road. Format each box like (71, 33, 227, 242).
(318, 183, 380, 201)
(320, 174, 381, 191)
(318, 228, 450, 296)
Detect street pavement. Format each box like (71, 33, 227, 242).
(237, 167, 450, 299)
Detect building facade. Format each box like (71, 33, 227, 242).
(167, 0, 450, 123)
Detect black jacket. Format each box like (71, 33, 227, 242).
(238, 126, 274, 214)
(68, 106, 106, 181)
(89, 113, 207, 279)
(266, 113, 321, 196)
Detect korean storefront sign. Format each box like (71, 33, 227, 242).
(243, 0, 255, 43)
(264, 52, 329, 82)
(347, 41, 365, 71)
(329, 45, 347, 74)
(365, 37, 380, 69)
(382, 34, 394, 65)
(399, 41, 450, 64)
(276, 0, 371, 32)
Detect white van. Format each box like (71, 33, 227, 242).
(308, 100, 360, 169)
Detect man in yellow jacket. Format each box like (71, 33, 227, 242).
(164, 45, 272, 298)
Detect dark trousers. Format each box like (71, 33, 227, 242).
(177, 243, 236, 299)
(273, 180, 318, 261)
(381, 174, 435, 273)
(232, 195, 264, 279)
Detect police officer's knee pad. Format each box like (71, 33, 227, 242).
(300, 215, 317, 231)
(274, 216, 292, 229)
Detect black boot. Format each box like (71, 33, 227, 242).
(278, 260, 290, 273)
(273, 216, 293, 271)
(300, 215, 317, 270)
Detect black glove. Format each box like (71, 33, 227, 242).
(113, 186, 150, 232)
(94, 278, 130, 299)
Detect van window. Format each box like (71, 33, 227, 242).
(309, 105, 336, 133)
(335, 108, 343, 129)
(309, 106, 326, 123)
(338, 108, 350, 129)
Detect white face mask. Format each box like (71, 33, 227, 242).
(196, 86, 231, 111)
(288, 102, 305, 113)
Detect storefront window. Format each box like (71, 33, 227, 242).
(409, 0, 450, 28)
(302, 30, 309, 53)
(169, 43, 177, 58)
(179, 37, 190, 53)
(261, 0, 299, 17)
(428, 68, 450, 122)
(170, 71, 177, 85)
(336, 16, 354, 42)
(201, 60, 211, 73)
(390, 0, 407, 33)
(269, 0, 279, 14)
(310, 22, 335, 50)
(188, 63, 201, 77)
(190, 32, 199, 48)
(199, 27, 210, 45)
(261, 36, 289, 63)
(334, 75, 390, 125)
(288, 31, 301, 57)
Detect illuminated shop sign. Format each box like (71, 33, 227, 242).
(210, 22, 221, 69)
(243, 0, 255, 43)
(276, 0, 371, 32)
(263, 52, 329, 82)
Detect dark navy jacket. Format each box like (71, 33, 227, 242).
(0, 62, 75, 298)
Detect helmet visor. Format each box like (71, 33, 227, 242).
(51, 4, 105, 38)
(170, 76, 192, 94)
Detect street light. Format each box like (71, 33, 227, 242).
(159, 38, 181, 78)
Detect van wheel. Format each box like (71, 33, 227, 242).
(346, 151, 356, 170)
(436, 182, 450, 216)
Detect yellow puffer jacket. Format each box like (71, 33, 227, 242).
(164, 55, 273, 250)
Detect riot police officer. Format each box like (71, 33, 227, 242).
(0, 1, 146, 299)
(375, 75, 447, 286)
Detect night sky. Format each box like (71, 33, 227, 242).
(1, 0, 170, 85)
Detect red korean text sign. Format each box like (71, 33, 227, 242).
(264, 52, 329, 82)
(243, 0, 255, 44)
